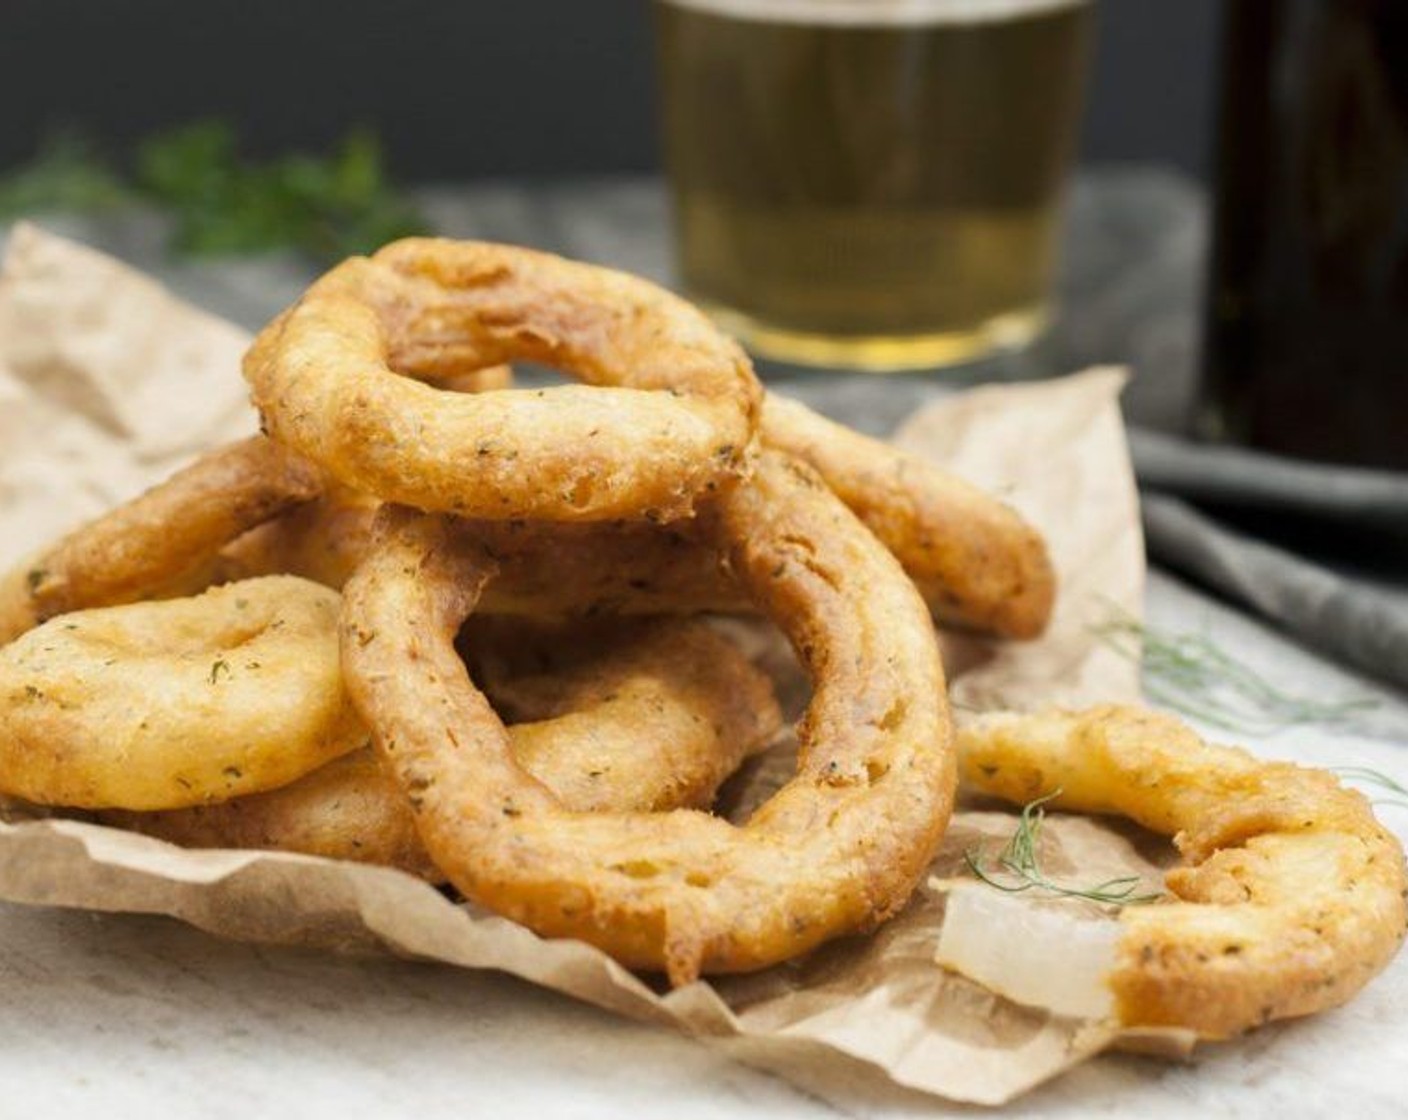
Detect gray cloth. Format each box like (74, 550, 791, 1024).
(4, 169, 1403, 691)
(1131, 431, 1408, 690)
(1131, 429, 1408, 533)
(1142, 494, 1408, 688)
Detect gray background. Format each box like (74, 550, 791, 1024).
(0, 0, 1219, 180)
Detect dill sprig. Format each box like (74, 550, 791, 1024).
(964, 791, 1164, 906)
(1331, 767, 1408, 812)
(1092, 605, 1378, 736)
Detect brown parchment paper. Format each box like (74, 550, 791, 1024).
(0, 225, 1185, 1108)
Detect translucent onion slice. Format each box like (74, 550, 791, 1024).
(933, 881, 1119, 1021)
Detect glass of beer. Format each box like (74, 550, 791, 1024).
(653, 0, 1094, 371)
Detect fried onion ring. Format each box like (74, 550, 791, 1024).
(0, 576, 363, 810)
(103, 618, 782, 878)
(957, 705, 1408, 1037)
(0, 436, 320, 644)
(215, 489, 739, 613)
(341, 452, 955, 985)
(243, 239, 760, 522)
(760, 395, 1055, 638)
(215, 392, 1055, 640)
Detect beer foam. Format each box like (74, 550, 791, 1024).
(659, 0, 1087, 26)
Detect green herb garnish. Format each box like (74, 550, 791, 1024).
(0, 121, 426, 263)
(964, 790, 1163, 906)
(137, 121, 424, 260)
(0, 130, 132, 217)
(1331, 767, 1408, 812)
(1092, 605, 1377, 735)
(208, 659, 231, 684)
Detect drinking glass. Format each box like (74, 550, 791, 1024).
(654, 0, 1094, 371)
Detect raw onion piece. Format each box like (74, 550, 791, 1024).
(933, 881, 1119, 1020)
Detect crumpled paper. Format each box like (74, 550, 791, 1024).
(0, 224, 1181, 1107)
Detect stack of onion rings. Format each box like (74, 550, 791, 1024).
(341, 452, 955, 984)
(104, 617, 781, 878)
(1, 233, 1396, 1032)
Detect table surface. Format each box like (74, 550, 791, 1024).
(3, 179, 1408, 1118)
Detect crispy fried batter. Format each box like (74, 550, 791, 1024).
(0, 577, 364, 810)
(341, 452, 954, 985)
(215, 491, 739, 615)
(104, 751, 439, 878)
(469, 618, 781, 812)
(214, 393, 1056, 642)
(104, 618, 782, 878)
(761, 394, 1055, 638)
(0, 436, 320, 644)
(215, 487, 381, 592)
(0, 565, 35, 647)
(243, 240, 760, 522)
(431, 363, 514, 394)
(958, 705, 1408, 1037)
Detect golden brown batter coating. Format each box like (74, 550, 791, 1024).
(761, 394, 1055, 638)
(0, 577, 363, 810)
(958, 705, 1408, 1037)
(105, 751, 438, 879)
(341, 452, 955, 985)
(215, 393, 1056, 642)
(0, 436, 319, 645)
(244, 239, 760, 523)
(105, 618, 781, 879)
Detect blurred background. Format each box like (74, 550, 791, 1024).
(0, 0, 1221, 437)
(0, 0, 1217, 181)
(0, 0, 1404, 688)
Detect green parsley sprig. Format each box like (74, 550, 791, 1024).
(0, 121, 426, 263)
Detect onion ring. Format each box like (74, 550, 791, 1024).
(0, 436, 320, 644)
(0, 576, 363, 810)
(0, 568, 34, 648)
(760, 395, 1055, 638)
(103, 617, 782, 878)
(217, 461, 1052, 641)
(216, 392, 1054, 640)
(341, 452, 955, 985)
(243, 239, 760, 521)
(957, 705, 1408, 1037)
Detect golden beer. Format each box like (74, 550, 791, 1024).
(654, 0, 1093, 370)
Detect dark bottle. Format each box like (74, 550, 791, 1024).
(1199, 0, 1408, 469)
